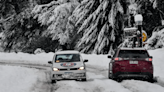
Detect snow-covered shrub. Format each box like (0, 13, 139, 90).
(34, 48, 45, 54)
(145, 27, 164, 49)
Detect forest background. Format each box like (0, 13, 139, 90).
(0, 0, 164, 54)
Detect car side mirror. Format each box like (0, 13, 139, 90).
(149, 56, 153, 58)
(108, 55, 112, 58)
(84, 59, 88, 62)
(48, 61, 52, 64)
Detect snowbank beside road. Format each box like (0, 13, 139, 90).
(0, 52, 110, 69)
(148, 48, 164, 78)
(145, 28, 164, 49)
(81, 54, 110, 70)
(0, 65, 40, 92)
(0, 52, 54, 65)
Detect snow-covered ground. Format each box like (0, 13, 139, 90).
(0, 65, 41, 92)
(145, 28, 164, 49)
(0, 48, 164, 92)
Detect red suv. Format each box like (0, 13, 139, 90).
(108, 48, 153, 82)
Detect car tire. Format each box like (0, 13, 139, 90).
(81, 78, 87, 81)
(147, 74, 155, 83)
(51, 80, 56, 84)
(147, 77, 155, 83)
(108, 72, 121, 82)
(108, 63, 114, 79)
(147, 78, 154, 83)
(108, 71, 113, 79)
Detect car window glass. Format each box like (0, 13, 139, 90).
(55, 54, 80, 63)
(118, 50, 149, 58)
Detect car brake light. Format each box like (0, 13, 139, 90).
(115, 58, 119, 61)
(149, 58, 152, 61)
(114, 57, 122, 61)
(145, 58, 152, 62)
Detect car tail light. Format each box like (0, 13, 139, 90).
(114, 58, 119, 61)
(149, 58, 152, 61)
(145, 58, 152, 62)
(114, 57, 122, 61)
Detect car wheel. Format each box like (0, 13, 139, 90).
(147, 77, 155, 83)
(147, 78, 153, 83)
(108, 63, 114, 79)
(51, 80, 56, 84)
(108, 71, 113, 79)
(81, 78, 87, 81)
(147, 74, 155, 83)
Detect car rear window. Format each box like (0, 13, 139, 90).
(55, 54, 80, 63)
(118, 50, 149, 58)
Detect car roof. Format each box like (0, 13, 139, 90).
(119, 47, 147, 50)
(55, 50, 80, 54)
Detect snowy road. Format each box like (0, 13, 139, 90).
(1, 62, 164, 92)
(0, 49, 164, 92)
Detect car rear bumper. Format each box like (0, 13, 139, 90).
(113, 72, 153, 79)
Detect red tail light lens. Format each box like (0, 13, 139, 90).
(149, 58, 152, 61)
(114, 58, 119, 61)
(145, 58, 152, 62)
(114, 57, 122, 61)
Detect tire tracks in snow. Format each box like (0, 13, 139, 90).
(0, 62, 60, 92)
(86, 64, 164, 92)
(86, 64, 132, 92)
(86, 65, 108, 78)
(29, 68, 60, 92)
(1, 62, 164, 92)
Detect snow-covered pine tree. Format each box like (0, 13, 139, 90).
(0, 0, 34, 51)
(32, 0, 79, 45)
(0, 0, 48, 52)
(134, 0, 164, 36)
(65, 0, 126, 54)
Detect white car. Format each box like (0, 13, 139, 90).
(48, 50, 88, 83)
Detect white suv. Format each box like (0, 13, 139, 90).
(48, 50, 88, 83)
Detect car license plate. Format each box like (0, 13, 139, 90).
(62, 72, 73, 78)
(129, 61, 138, 64)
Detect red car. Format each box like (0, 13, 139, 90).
(108, 48, 154, 82)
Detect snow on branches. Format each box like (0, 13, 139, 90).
(32, 1, 79, 44)
(32, 0, 125, 54)
(145, 27, 164, 49)
(66, 0, 124, 54)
